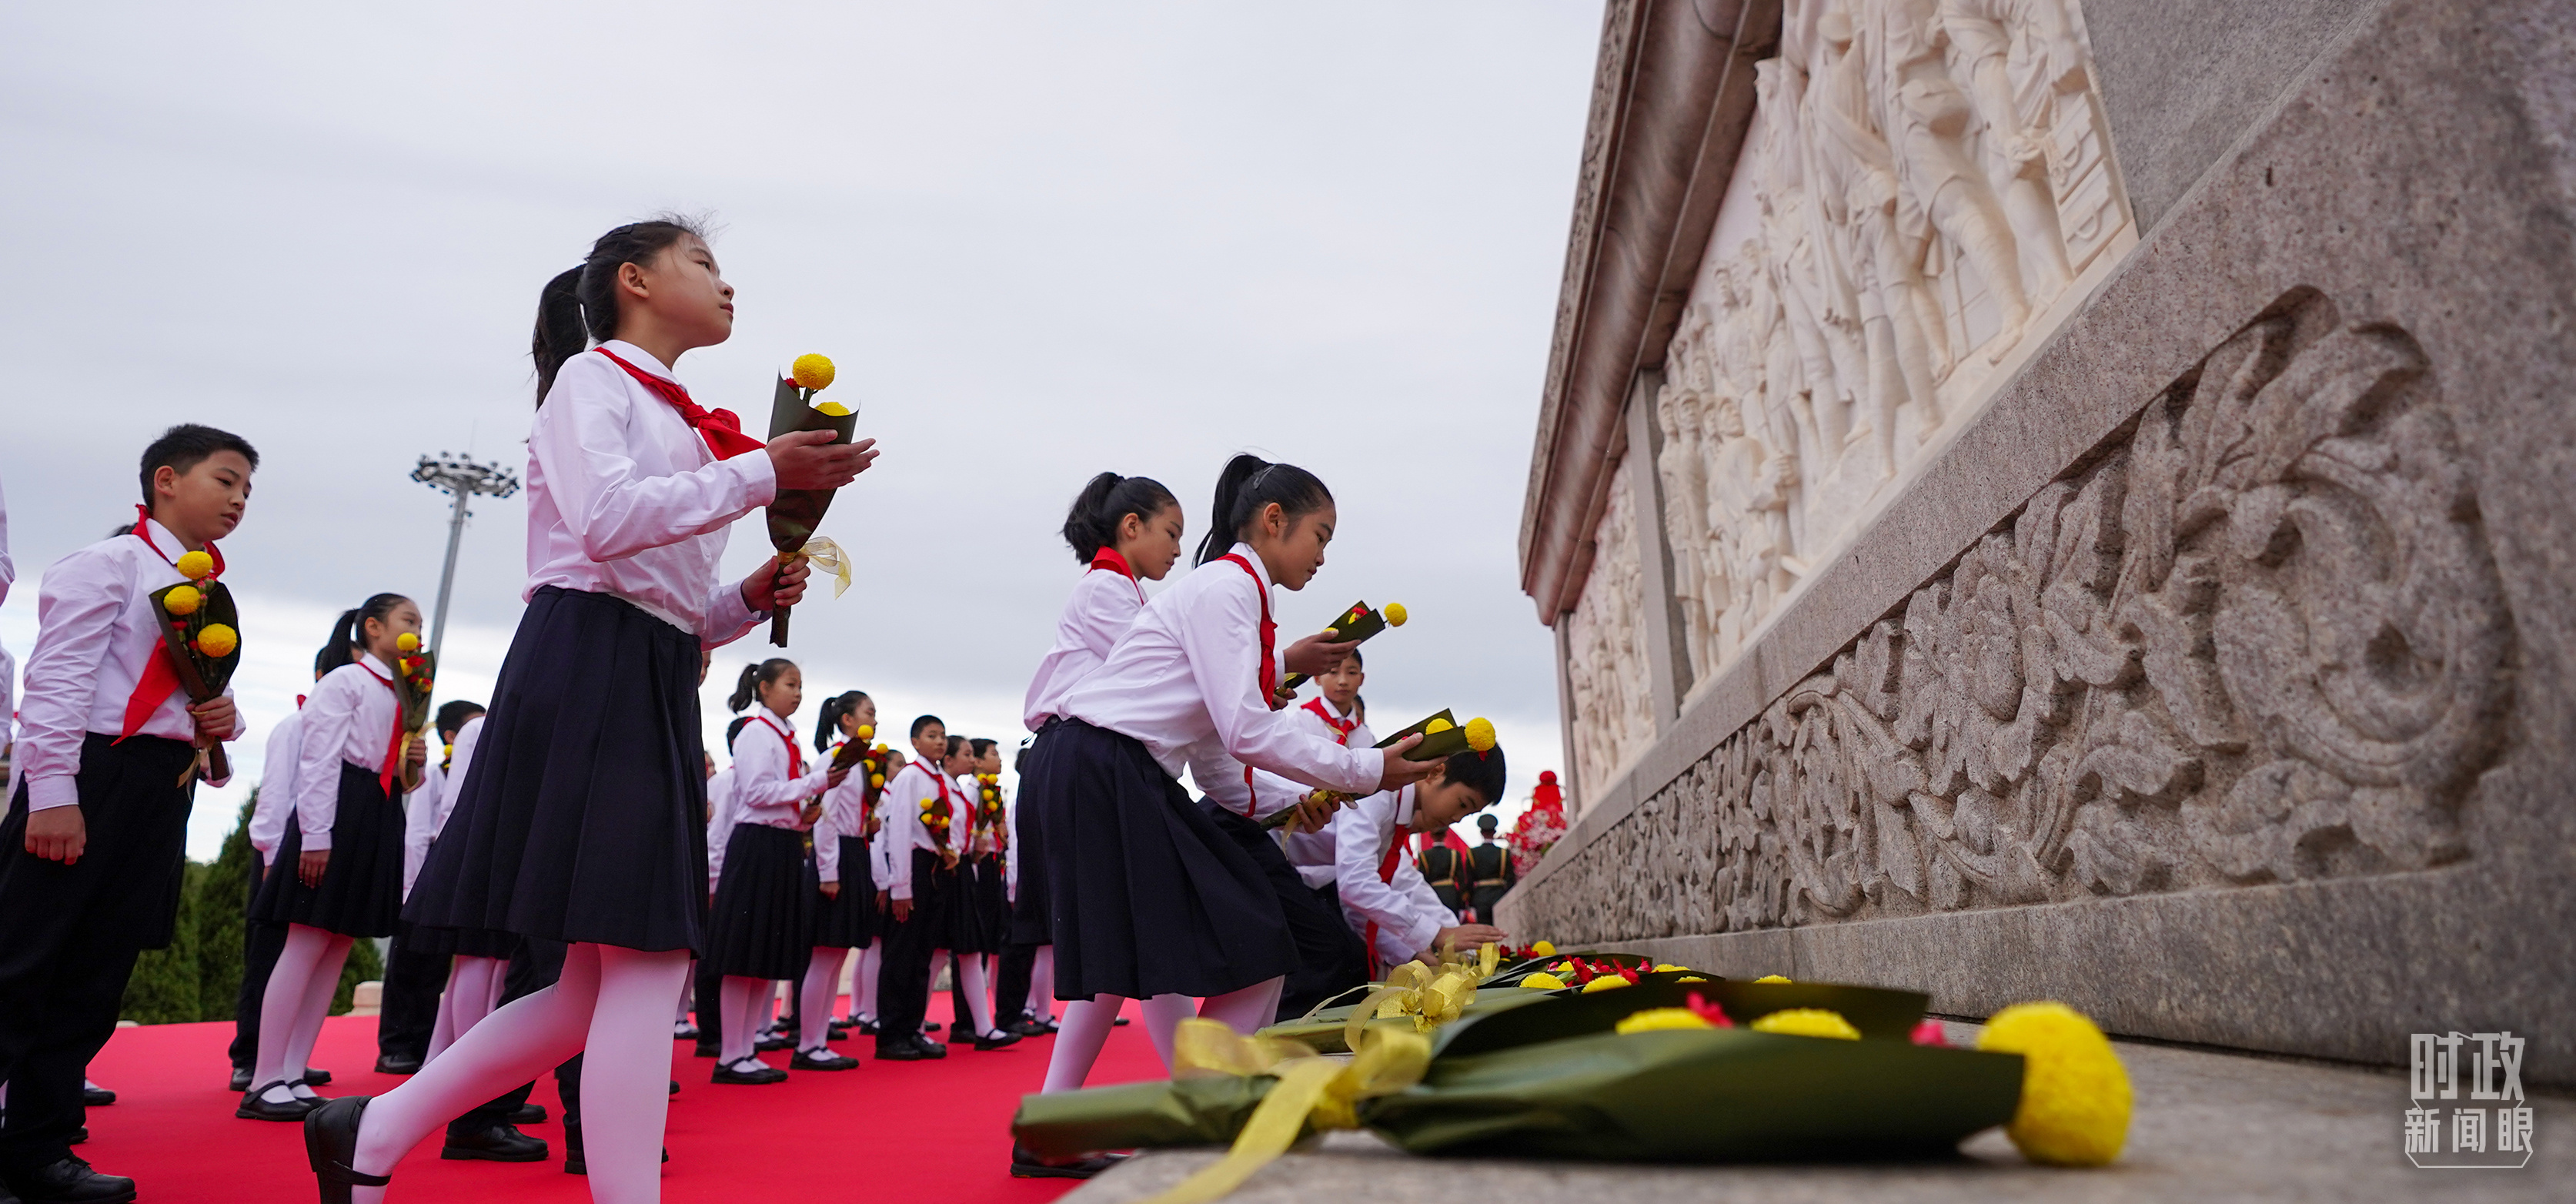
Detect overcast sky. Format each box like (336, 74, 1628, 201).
(1, 2, 1602, 860)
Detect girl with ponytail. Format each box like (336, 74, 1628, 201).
(804, 691, 881, 1048)
(1011, 454, 1442, 1176)
(240, 594, 425, 1123)
(704, 659, 849, 1079)
(315, 221, 877, 1203)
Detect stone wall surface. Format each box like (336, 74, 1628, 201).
(1505, 0, 2576, 1082)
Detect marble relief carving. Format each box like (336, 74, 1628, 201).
(1656, 0, 2132, 684)
(1564, 461, 1654, 798)
(1525, 293, 2515, 943)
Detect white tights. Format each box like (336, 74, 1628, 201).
(252, 924, 352, 1103)
(1026, 947, 1056, 1023)
(1037, 986, 1240, 1095)
(424, 955, 506, 1065)
(927, 949, 997, 1038)
(718, 975, 773, 1066)
(797, 948, 846, 1052)
(351, 943, 689, 1203)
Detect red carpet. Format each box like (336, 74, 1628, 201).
(79, 996, 1168, 1202)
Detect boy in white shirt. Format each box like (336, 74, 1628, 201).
(1318, 746, 1512, 977)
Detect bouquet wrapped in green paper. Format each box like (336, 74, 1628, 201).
(1013, 972, 2134, 1204)
(1256, 708, 1497, 831)
(763, 354, 857, 647)
(146, 550, 242, 784)
(1278, 599, 1406, 694)
(389, 632, 435, 791)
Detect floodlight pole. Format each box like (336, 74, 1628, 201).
(411, 453, 521, 663)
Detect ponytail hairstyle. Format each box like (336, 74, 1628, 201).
(1061, 472, 1179, 563)
(530, 214, 713, 406)
(320, 593, 412, 674)
(1194, 453, 1333, 566)
(724, 714, 753, 752)
(815, 691, 871, 752)
(728, 659, 794, 714)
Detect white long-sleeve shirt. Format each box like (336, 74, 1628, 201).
(294, 652, 405, 851)
(1322, 785, 1452, 968)
(17, 517, 241, 811)
(874, 759, 957, 901)
(403, 714, 484, 898)
(813, 748, 871, 885)
(704, 768, 739, 890)
(728, 706, 830, 831)
(1022, 555, 1146, 731)
(0, 475, 14, 765)
(252, 707, 306, 864)
(1292, 696, 1372, 749)
(1058, 543, 1379, 809)
(524, 339, 776, 645)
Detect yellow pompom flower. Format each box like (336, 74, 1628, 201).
(397, 632, 420, 653)
(1676, 975, 1709, 982)
(162, 584, 202, 616)
(920, 798, 937, 812)
(1653, 963, 1686, 973)
(1519, 973, 1566, 991)
(1615, 1008, 1715, 1035)
(1529, 940, 1555, 956)
(1382, 602, 1408, 627)
(194, 624, 239, 657)
(1978, 1002, 2131, 1167)
(1580, 975, 1632, 994)
(174, 550, 215, 580)
(869, 774, 884, 788)
(855, 725, 874, 741)
(1465, 717, 1496, 753)
(1424, 718, 1455, 734)
(1754, 974, 1792, 984)
(791, 353, 836, 391)
(873, 743, 890, 754)
(1750, 1008, 1859, 1040)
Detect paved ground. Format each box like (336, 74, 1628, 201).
(1061, 1021, 2568, 1202)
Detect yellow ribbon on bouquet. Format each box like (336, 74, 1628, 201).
(777, 537, 852, 598)
(1143, 1019, 1432, 1204)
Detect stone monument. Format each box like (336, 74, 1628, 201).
(1509, 0, 2576, 1083)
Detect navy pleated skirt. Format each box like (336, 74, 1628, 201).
(1006, 720, 1057, 946)
(1211, 805, 1372, 1022)
(1032, 719, 1296, 1001)
(810, 835, 877, 949)
(252, 762, 405, 938)
(708, 824, 814, 978)
(405, 586, 711, 955)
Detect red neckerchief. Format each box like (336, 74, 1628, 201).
(1301, 697, 1357, 746)
(1090, 547, 1145, 602)
(119, 510, 225, 740)
(1216, 553, 1281, 814)
(1364, 787, 1411, 978)
(594, 346, 765, 460)
(354, 659, 408, 796)
(754, 714, 804, 778)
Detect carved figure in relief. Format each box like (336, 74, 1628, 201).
(1657, 379, 1712, 677)
(1938, 0, 2082, 298)
(1877, 0, 2036, 361)
(1706, 395, 1802, 657)
(1536, 294, 2513, 947)
(1812, 2, 1940, 473)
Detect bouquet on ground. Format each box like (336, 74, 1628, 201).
(1014, 971, 2133, 1203)
(763, 353, 857, 647)
(389, 632, 435, 791)
(1257, 709, 1495, 831)
(1278, 600, 1406, 694)
(146, 550, 242, 784)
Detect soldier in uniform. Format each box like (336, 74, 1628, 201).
(1466, 814, 1516, 924)
(1415, 828, 1468, 920)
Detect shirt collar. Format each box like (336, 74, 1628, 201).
(1225, 542, 1271, 590)
(756, 703, 794, 733)
(600, 339, 677, 380)
(359, 650, 391, 677)
(1395, 784, 1417, 830)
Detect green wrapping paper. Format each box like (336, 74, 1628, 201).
(1278, 600, 1392, 694)
(1014, 979, 2027, 1166)
(763, 373, 858, 646)
(148, 580, 242, 781)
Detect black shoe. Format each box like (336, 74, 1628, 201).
(855, 1017, 880, 1037)
(79, 1086, 114, 1108)
(874, 1034, 947, 1061)
(237, 1082, 316, 1122)
(673, 1021, 700, 1040)
(304, 1068, 332, 1086)
(828, 1018, 852, 1037)
(2, 1156, 136, 1203)
(1009, 1144, 1126, 1180)
(509, 1102, 547, 1125)
(710, 1059, 788, 1085)
(669, 1079, 680, 1096)
(921, 1022, 942, 1034)
(753, 1032, 793, 1052)
(972, 1029, 1024, 1052)
(693, 1039, 719, 1059)
(441, 1122, 548, 1162)
(68, 1128, 86, 1145)
(228, 1066, 252, 1092)
(372, 1055, 421, 1075)
(1112, 1016, 1131, 1026)
(304, 1097, 389, 1204)
(790, 1047, 859, 1071)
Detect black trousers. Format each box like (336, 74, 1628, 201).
(447, 938, 567, 1137)
(692, 957, 723, 1049)
(875, 853, 947, 1050)
(376, 923, 444, 1065)
(229, 858, 289, 1071)
(0, 734, 195, 1175)
(993, 941, 1041, 1024)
